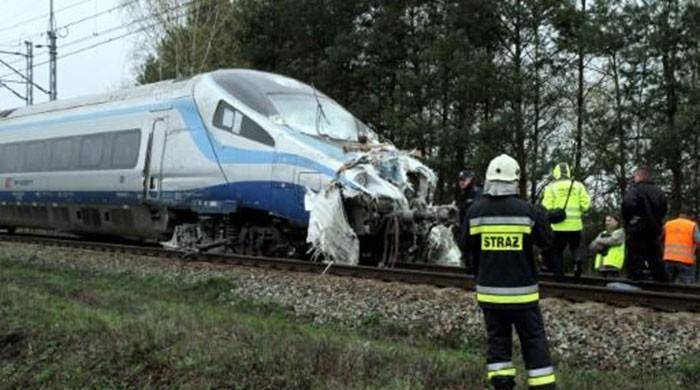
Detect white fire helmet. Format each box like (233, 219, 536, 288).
(485, 154, 521, 182)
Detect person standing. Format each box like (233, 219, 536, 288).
(588, 215, 625, 277)
(541, 163, 591, 281)
(662, 210, 699, 284)
(621, 167, 669, 282)
(457, 170, 483, 225)
(464, 154, 556, 390)
(457, 170, 482, 270)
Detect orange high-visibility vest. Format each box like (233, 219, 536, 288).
(663, 218, 698, 266)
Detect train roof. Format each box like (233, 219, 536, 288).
(209, 69, 325, 117)
(0, 75, 198, 122)
(0, 69, 328, 123)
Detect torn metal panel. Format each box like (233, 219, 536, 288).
(305, 185, 360, 265)
(426, 225, 463, 267)
(342, 148, 437, 205)
(161, 223, 204, 250)
(305, 146, 460, 265)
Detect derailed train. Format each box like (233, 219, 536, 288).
(0, 69, 459, 265)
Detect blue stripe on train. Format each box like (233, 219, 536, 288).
(0, 98, 353, 225)
(172, 98, 342, 179)
(0, 181, 310, 225)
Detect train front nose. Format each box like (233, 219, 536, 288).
(305, 149, 460, 266)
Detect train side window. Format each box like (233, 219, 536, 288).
(24, 141, 48, 172)
(50, 138, 75, 171)
(0, 145, 8, 173)
(99, 132, 115, 170)
(213, 101, 243, 134)
(2, 144, 22, 173)
(79, 134, 104, 169)
(111, 130, 141, 169)
(240, 116, 275, 147)
(214, 100, 275, 147)
(0, 144, 19, 173)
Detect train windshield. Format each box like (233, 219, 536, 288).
(268, 93, 364, 142)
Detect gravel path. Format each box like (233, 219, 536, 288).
(1, 241, 698, 370)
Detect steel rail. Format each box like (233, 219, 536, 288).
(394, 262, 700, 296)
(1, 233, 699, 312)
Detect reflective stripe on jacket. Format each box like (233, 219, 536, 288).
(663, 218, 698, 266)
(542, 179, 591, 231)
(464, 196, 553, 308)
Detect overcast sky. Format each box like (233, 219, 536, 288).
(0, 0, 145, 110)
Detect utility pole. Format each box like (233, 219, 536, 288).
(25, 41, 33, 106)
(0, 45, 50, 105)
(48, 0, 57, 101)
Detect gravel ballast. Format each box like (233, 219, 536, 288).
(1, 241, 698, 370)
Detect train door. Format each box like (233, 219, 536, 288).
(143, 114, 169, 203)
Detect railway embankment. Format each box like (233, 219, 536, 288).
(1, 241, 699, 389)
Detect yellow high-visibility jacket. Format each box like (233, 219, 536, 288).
(542, 180, 591, 231)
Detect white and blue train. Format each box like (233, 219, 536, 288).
(0, 69, 456, 264)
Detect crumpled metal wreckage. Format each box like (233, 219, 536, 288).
(305, 147, 460, 267)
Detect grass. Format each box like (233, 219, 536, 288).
(0, 256, 697, 389)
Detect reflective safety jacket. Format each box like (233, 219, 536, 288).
(663, 218, 699, 266)
(542, 179, 591, 231)
(592, 228, 625, 271)
(464, 195, 553, 309)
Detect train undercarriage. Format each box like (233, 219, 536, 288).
(163, 148, 462, 267)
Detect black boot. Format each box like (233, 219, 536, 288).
(492, 377, 515, 390)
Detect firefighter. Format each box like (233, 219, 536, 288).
(541, 162, 591, 281)
(464, 154, 555, 390)
(662, 210, 699, 284)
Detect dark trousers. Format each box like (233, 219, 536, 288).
(626, 234, 668, 282)
(548, 231, 581, 282)
(483, 306, 555, 390)
(664, 261, 695, 284)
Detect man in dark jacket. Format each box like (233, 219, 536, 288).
(457, 170, 483, 224)
(457, 170, 482, 270)
(621, 167, 668, 282)
(464, 154, 555, 390)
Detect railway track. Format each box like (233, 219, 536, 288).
(394, 262, 700, 296)
(1, 233, 699, 313)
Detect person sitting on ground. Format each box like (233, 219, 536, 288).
(589, 215, 625, 277)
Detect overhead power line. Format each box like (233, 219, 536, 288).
(62, 0, 140, 30)
(1, 0, 195, 75)
(0, 56, 47, 94)
(0, 0, 94, 35)
(60, 1, 194, 50)
(0, 8, 191, 80)
(0, 0, 139, 49)
(1, 0, 201, 103)
(0, 79, 25, 100)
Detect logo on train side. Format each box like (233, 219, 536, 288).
(3, 177, 11, 189)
